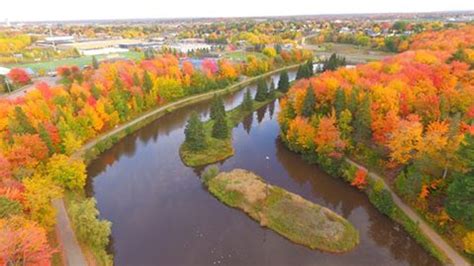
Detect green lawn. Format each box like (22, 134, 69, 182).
(11, 51, 143, 73)
(206, 169, 359, 252)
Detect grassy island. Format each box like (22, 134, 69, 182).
(203, 168, 360, 253)
(180, 79, 283, 167)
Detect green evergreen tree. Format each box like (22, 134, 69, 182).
(323, 53, 347, 71)
(132, 72, 141, 87)
(267, 80, 276, 99)
(301, 85, 316, 117)
(143, 71, 153, 93)
(38, 123, 54, 154)
(11, 106, 36, 134)
(306, 58, 314, 76)
(212, 113, 229, 139)
(210, 94, 225, 120)
(254, 79, 268, 102)
(334, 88, 346, 117)
(92, 56, 99, 70)
(296, 64, 305, 80)
(184, 112, 207, 151)
(90, 84, 101, 100)
(447, 172, 474, 229)
(241, 89, 253, 112)
(278, 70, 290, 92)
(353, 95, 372, 140)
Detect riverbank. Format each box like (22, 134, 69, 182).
(204, 168, 359, 253)
(53, 64, 302, 266)
(179, 92, 283, 167)
(280, 134, 465, 265)
(344, 158, 470, 266)
(76, 64, 301, 163)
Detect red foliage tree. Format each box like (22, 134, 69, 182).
(7, 68, 31, 86)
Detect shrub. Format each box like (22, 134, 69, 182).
(0, 197, 23, 218)
(463, 232, 474, 255)
(369, 180, 395, 216)
(201, 165, 220, 185)
(69, 198, 111, 250)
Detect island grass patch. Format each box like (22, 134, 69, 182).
(180, 136, 234, 167)
(205, 168, 359, 253)
(179, 91, 282, 167)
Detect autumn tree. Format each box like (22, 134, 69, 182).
(387, 115, 423, 165)
(0, 216, 55, 265)
(45, 154, 87, 191)
(23, 175, 63, 229)
(7, 68, 31, 86)
(184, 112, 206, 151)
(277, 70, 290, 92)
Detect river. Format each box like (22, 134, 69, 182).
(86, 71, 441, 266)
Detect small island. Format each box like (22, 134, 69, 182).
(202, 168, 360, 253)
(180, 77, 285, 167)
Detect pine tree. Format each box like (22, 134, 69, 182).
(296, 65, 305, 80)
(254, 79, 268, 102)
(143, 71, 153, 93)
(267, 80, 276, 99)
(210, 94, 225, 120)
(212, 113, 229, 139)
(334, 88, 346, 117)
(301, 85, 316, 117)
(306, 58, 314, 77)
(38, 123, 54, 155)
(278, 70, 290, 92)
(90, 84, 101, 100)
(11, 106, 36, 134)
(241, 89, 253, 112)
(354, 95, 372, 140)
(92, 56, 99, 70)
(132, 72, 141, 87)
(184, 112, 206, 151)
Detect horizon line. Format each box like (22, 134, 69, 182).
(5, 9, 474, 24)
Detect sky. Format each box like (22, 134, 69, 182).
(1, 0, 474, 22)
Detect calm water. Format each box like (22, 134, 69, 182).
(87, 72, 440, 266)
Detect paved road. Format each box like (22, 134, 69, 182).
(52, 199, 88, 266)
(345, 159, 470, 266)
(2, 76, 58, 99)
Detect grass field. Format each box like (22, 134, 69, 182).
(223, 51, 268, 61)
(205, 169, 360, 252)
(11, 51, 143, 72)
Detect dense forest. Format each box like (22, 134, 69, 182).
(278, 25, 474, 258)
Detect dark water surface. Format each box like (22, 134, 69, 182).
(87, 72, 441, 266)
